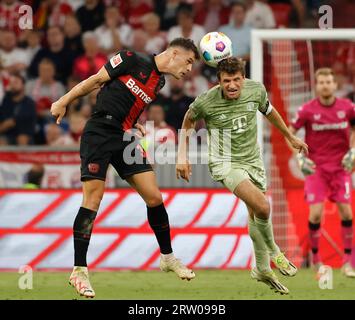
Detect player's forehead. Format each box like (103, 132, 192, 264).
(316, 74, 335, 82)
(177, 47, 196, 63)
(220, 71, 244, 81)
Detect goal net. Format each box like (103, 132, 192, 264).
(251, 29, 355, 266)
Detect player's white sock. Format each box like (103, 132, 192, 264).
(248, 216, 272, 272)
(161, 253, 174, 261)
(254, 216, 280, 257)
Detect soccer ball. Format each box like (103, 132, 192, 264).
(199, 32, 233, 68)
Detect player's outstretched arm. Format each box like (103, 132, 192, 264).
(265, 108, 308, 155)
(176, 110, 196, 182)
(50, 66, 111, 124)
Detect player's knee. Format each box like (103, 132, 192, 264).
(309, 211, 322, 224)
(83, 190, 103, 211)
(255, 201, 270, 219)
(145, 193, 163, 208)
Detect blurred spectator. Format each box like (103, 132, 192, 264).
(0, 30, 29, 74)
(346, 77, 355, 102)
(195, 0, 229, 33)
(28, 26, 75, 84)
(45, 122, 76, 146)
(67, 112, 86, 144)
(26, 58, 66, 107)
(330, 0, 355, 28)
(66, 75, 84, 114)
(219, 2, 251, 62)
(126, 0, 153, 29)
(63, 14, 84, 59)
(0, 73, 36, 145)
(94, 6, 132, 55)
(167, 4, 205, 47)
(162, 76, 194, 132)
(68, 0, 85, 11)
(154, 0, 181, 31)
(21, 30, 42, 64)
(183, 62, 209, 98)
(0, 0, 24, 35)
(76, 0, 105, 32)
(34, 94, 58, 145)
(23, 163, 45, 189)
(34, 0, 73, 29)
(145, 103, 177, 145)
(245, 0, 276, 29)
(103, 0, 129, 16)
(268, 0, 304, 27)
(73, 31, 107, 80)
(0, 72, 5, 105)
(333, 61, 353, 98)
(129, 29, 148, 53)
(141, 13, 166, 55)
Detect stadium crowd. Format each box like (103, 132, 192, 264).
(0, 0, 354, 146)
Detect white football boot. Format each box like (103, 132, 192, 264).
(69, 266, 95, 298)
(251, 268, 289, 295)
(271, 252, 298, 277)
(341, 262, 355, 278)
(160, 255, 196, 281)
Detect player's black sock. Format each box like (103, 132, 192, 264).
(309, 221, 321, 254)
(73, 207, 97, 267)
(147, 203, 173, 254)
(341, 219, 353, 255)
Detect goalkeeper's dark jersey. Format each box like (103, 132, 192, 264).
(92, 50, 165, 133)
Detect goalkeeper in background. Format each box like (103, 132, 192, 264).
(177, 57, 308, 294)
(289, 67, 355, 277)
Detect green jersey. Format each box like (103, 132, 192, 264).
(189, 79, 269, 181)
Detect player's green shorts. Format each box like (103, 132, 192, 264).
(210, 161, 267, 193)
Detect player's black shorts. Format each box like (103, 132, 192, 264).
(80, 116, 153, 181)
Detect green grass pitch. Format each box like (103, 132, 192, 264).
(1, 269, 354, 300)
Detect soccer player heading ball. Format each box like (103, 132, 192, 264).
(51, 38, 199, 298)
(289, 68, 355, 277)
(177, 57, 308, 295)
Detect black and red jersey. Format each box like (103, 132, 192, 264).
(92, 50, 165, 133)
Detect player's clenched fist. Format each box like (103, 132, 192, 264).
(176, 160, 192, 182)
(50, 100, 67, 124)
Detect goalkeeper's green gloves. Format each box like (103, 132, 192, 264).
(297, 153, 316, 175)
(342, 148, 355, 172)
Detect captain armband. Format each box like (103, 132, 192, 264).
(259, 101, 273, 116)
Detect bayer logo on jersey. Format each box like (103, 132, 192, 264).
(199, 32, 233, 68)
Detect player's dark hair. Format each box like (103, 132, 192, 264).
(217, 57, 246, 79)
(168, 37, 200, 60)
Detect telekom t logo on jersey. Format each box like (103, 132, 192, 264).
(125, 78, 153, 104)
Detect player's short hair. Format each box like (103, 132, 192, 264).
(168, 38, 200, 60)
(217, 57, 246, 79)
(315, 68, 335, 82)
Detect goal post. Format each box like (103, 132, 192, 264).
(252, 28, 355, 149)
(251, 29, 355, 265)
